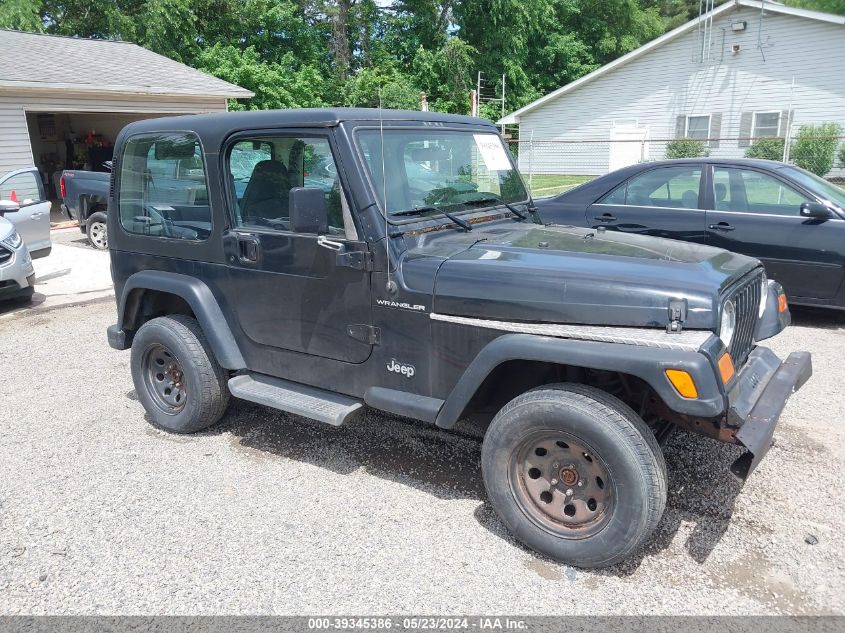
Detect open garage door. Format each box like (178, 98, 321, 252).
(24, 111, 170, 203)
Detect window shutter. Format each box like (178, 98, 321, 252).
(675, 115, 686, 138)
(779, 109, 793, 137)
(710, 113, 722, 148)
(738, 112, 753, 147)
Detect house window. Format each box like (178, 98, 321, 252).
(685, 115, 711, 140)
(753, 112, 780, 138)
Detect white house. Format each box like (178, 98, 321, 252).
(499, 0, 845, 177)
(0, 29, 252, 196)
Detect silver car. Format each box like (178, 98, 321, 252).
(0, 213, 35, 302)
(0, 167, 52, 258)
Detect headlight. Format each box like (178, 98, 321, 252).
(720, 299, 736, 347)
(1, 230, 21, 249)
(759, 270, 768, 317)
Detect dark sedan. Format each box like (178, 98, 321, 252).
(535, 158, 845, 309)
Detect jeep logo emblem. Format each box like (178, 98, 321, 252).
(387, 359, 415, 378)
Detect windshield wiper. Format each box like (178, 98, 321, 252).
(392, 206, 472, 231)
(462, 195, 528, 220)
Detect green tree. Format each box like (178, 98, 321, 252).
(784, 0, 845, 15)
(198, 44, 327, 110)
(0, 0, 43, 31)
(412, 37, 477, 113)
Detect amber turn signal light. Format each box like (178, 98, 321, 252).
(778, 293, 788, 313)
(718, 352, 735, 384)
(665, 369, 698, 399)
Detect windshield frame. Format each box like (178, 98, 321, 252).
(780, 165, 845, 212)
(351, 123, 530, 225)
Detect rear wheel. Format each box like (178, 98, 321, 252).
(85, 211, 108, 250)
(130, 315, 230, 433)
(481, 383, 666, 568)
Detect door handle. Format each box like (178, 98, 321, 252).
(31, 213, 42, 219)
(317, 235, 345, 252)
(594, 213, 617, 222)
(237, 235, 261, 263)
(708, 222, 735, 231)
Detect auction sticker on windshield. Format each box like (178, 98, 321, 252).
(473, 134, 512, 171)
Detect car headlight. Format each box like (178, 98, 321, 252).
(720, 299, 736, 348)
(759, 270, 768, 318)
(1, 230, 21, 249)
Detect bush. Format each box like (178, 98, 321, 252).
(745, 137, 785, 161)
(839, 144, 845, 169)
(665, 138, 709, 159)
(790, 123, 842, 176)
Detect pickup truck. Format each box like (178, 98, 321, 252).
(60, 166, 111, 249)
(105, 108, 811, 568)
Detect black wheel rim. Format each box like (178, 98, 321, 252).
(141, 343, 187, 415)
(508, 430, 615, 539)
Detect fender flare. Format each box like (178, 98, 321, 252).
(434, 333, 725, 429)
(118, 270, 246, 370)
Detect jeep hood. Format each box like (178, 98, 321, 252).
(415, 223, 759, 330)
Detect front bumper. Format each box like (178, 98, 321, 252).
(0, 245, 35, 296)
(726, 348, 812, 480)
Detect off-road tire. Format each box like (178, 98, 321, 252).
(85, 211, 108, 250)
(130, 315, 230, 433)
(481, 383, 667, 568)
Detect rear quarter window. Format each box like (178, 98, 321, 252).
(118, 132, 211, 241)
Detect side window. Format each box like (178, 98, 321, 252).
(599, 183, 626, 205)
(0, 171, 43, 205)
(118, 133, 210, 241)
(603, 167, 701, 209)
(713, 167, 805, 215)
(228, 136, 346, 234)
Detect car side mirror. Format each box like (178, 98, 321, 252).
(800, 201, 833, 219)
(0, 199, 20, 215)
(289, 187, 328, 234)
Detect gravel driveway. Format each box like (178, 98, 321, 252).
(0, 300, 843, 615)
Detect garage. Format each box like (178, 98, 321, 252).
(0, 29, 253, 212)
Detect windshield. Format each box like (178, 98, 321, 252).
(356, 129, 528, 216)
(782, 166, 845, 209)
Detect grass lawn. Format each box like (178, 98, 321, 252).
(523, 174, 595, 197)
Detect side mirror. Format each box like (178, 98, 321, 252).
(800, 201, 833, 219)
(289, 187, 328, 234)
(0, 200, 20, 215)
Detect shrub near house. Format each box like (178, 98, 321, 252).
(745, 138, 785, 162)
(665, 139, 708, 159)
(791, 123, 843, 177)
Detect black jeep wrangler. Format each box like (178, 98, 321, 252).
(106, 109, 811, 568)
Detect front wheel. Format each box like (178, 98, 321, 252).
(481, 384, 667, 568)
(85, 211, 108, 250)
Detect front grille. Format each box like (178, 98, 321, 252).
(725, 270, 763, 366)
(0, 245, 11, 265)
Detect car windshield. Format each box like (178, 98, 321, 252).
(782, 166, 845, 210)
(356, 129, 528, 217)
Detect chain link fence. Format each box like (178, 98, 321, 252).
(505, 136, 845, 198)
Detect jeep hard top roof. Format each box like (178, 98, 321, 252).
(121, 108, 494, 137)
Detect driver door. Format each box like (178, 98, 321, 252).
(222, 132, 373, 364)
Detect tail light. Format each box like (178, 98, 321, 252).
(60, 176, 66, 199)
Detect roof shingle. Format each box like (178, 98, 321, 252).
(0, 30, 253, 98)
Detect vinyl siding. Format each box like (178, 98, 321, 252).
(0, 91, 228, 175)
(517, 6, 845, 175)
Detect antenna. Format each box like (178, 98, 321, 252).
(378, 87, 394, 294)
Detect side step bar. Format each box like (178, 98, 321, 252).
(228, 373, 363, 426)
